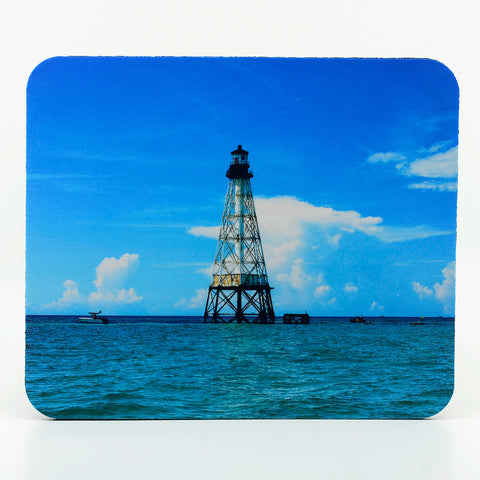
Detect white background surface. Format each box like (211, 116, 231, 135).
(1, 1, 479, 478)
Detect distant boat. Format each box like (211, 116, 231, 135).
(350, 316, 366, 323)
(78, 310, 109, 324)
(283, 313, 310, 324)
(410, 316, 425, 325)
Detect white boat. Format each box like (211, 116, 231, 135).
(78, 310, 109, 324)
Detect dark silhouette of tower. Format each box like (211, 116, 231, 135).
(204, 145, 275, 323)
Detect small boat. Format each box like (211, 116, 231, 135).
(78, 310, 109, 324)
(410, 316, 425, 325)
(283, 313, 310, 324)
(350, 315, 365, 323)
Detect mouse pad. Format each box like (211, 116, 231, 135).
(25, 57, 457, 419)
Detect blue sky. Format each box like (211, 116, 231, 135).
(26, 57, 458, 316)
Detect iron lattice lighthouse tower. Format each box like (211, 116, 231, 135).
(204, 145, 275, 323)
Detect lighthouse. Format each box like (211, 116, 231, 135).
(204, 145, 275, 323)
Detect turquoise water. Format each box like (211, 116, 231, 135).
(25, 316, 454, 419)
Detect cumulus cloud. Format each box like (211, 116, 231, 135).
(189, 195, 452, 310)
(43, 279, 86, 310)
(94, 253, 140, 290)
(434, 262, 455, 309)
(277, 258, 313, 290)
(255, 196, 384, 240)
(43, 253, 142, 311)
(263, 240, 302, 268)
(174, 288, 208, 309)
(412, 281, 434, 299)
(240, 195, 384, 269)
(190, 195, 452, 272)
(411, 262, 455, 313)
(89, 287, 142, 305)
(89, 253, 142, 306)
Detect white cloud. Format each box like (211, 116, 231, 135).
(374, 225, 452, 243)
(61, 280, 83, 301)
(189, 195, 452, 309)
(327, 233, 342, 247)
(190, 196, 450, 269)
(259, 198, 370, 276)
(94, 253, 140, 290)
(89, 287, 142, 305)
(43, 253, 143, 311)
(88, 253, 142, 306)
(424, 141, 454, 153)
(188, 226, 219, 239)
(367, 152, 406, 163)
(411, 262, 455, 314)
(314, 284, 331, 297)
(117, 288, 142, 303)
(174, 288, 208, 309)
(412, 281, 434, 299)
(367, 143, 458, 187)
(277, 258, 313, 290)
(43, 279, 86, 310)
(344, 283, 358, 293)
(370, 301, 384, 312)
(263, 240, 302, 268)
(254, 196, 384, 268)
(407, 180, 457, 192)
(407, 146, 458, 179)
(434, 262, 455, 309)
(313, 273, 332, 298)
(255, 196, 384, 239)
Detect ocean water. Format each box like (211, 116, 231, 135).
(25, 316, 454, 419)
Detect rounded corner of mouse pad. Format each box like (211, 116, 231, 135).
(25, 56, 457, 420)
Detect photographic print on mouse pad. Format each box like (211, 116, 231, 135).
(25, 57, 457, 419)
